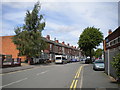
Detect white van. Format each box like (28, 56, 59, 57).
(55, 55, 67, 64)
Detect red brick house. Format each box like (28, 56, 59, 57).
(0, 35, 81, 63)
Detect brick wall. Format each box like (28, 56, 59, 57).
(0, 36, 26, 61)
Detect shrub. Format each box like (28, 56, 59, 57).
(111, 53, 120, 82)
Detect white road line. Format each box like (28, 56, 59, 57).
(0, 78, 28, 88)
(80, 66, 84, 88)
(36, 70, 48, 76)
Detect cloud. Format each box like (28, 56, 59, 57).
(1, 21, 15, 36)
(2, 2, 35, 10)
(1, 1, 118, 48)
(42, 2, 118, 47)
(2, 0, 120, 2)
(42, 21, 83, 46)
(3, 11, 26, 24)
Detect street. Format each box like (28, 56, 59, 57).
(1, 62, 119, 89)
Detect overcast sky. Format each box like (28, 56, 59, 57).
(1, 0, 119, 48)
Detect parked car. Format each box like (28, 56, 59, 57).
(70, 58, 77, 62)
(85, 58, 91, 64)
(80, 58, 86, 63)
(55, 55, 67, 64)
(93, 59, 105, 71)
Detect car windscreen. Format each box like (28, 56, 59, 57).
(62, 57, 66, 60)
(95, 60, 104, 63)
(56, 57, 61, 60)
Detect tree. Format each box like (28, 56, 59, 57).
(95, 48, 103, 59)
(78, 27, 103, 62)
(82, 49, 95, 57)
(12, 2, 47, 64)
(111, 53, 120, 82)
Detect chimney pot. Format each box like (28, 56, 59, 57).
(46, 35, 50, 40)
(108, 29, 112, 35)
(62, 41, 65, 45)
(55, 40, 59, 43)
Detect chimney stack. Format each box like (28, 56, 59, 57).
(46, 35, 50, 40)
(67, 43, 69, 46)
(62, 41, 65, 45)
(55, 40, 59, 43)
(108, 29, 112, 35)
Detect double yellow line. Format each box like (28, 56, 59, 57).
(70, 65, 83, 89)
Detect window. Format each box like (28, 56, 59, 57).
(115, 39, 118, 44)
(56, 57, 61, 59)
(110, 42, 112, 46)
(106, 43, 109, 47)
(114, 40, 115, 44)
(62, 57, 66, 60)
(50, 44, 52, 50)
(118, 37, 120, 42)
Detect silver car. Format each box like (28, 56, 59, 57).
(93, 60, 105, 71)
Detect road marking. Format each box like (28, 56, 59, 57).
(70, 80, 75, 89)
(74, 70, 79, 78)
(74, 66, 83, 79)
(73, 80, 78, 88)
(36, 70, 48, 76)
(77, 66, 83, 78)
(0, 78, 28, 88)
(80, 67, 84, 88)
(70, 64, 88, 89)
(70, 65, 83, 89)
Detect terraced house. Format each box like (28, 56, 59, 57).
(0, 35, 81, 64)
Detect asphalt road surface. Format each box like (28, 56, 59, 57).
(1, 62, 119, 89)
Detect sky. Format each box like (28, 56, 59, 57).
(1, 0, 119, 49)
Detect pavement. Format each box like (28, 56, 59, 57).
(1, 63, 33, 74)
(81, 64, 119, 88)
(1, 62, 54, 74)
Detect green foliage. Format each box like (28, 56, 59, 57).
(78, 27, 103, 51)
(82, 49, 95, 57)
(12, 2, 47, 57)
(95, 48, 103, 58)
(111, 53, 120, 78)
(78, 27, 103, 60)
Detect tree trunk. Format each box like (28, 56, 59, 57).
(89, 49, 92, 63)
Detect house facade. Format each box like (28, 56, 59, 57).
(42, 35, 81, 62)
(104, 26, 120, 79)
(0, 35, 81, 62)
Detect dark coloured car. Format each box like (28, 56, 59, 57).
(85, 58, 91, 64)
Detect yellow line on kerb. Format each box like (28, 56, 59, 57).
(70, 80, 75, 89)
(70, 65, 83, 89)
(77, 66, 83, 78)
(73, 80, 78, 88)
(74, 70, 79, 78)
